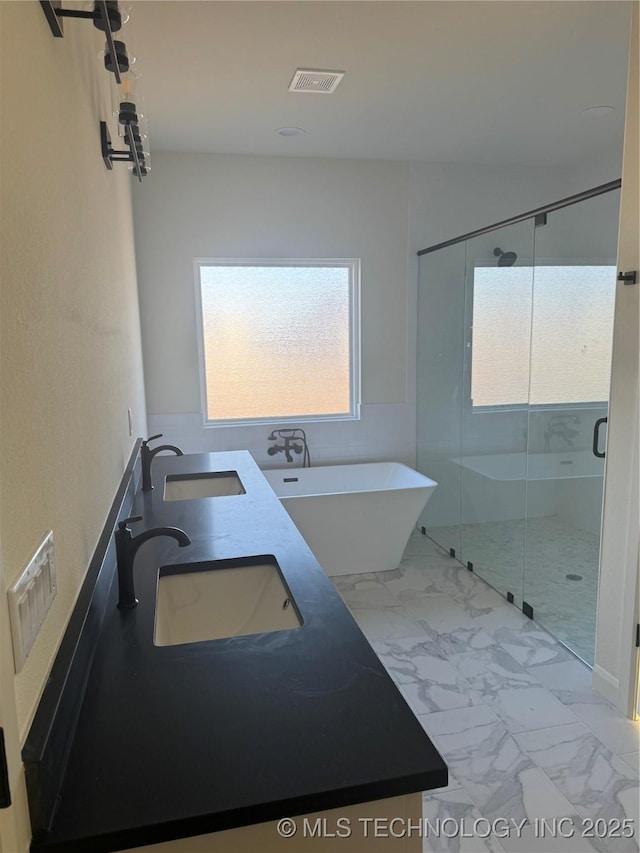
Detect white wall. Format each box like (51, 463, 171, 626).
(134, 153, 622, 474)
(565, 148, 626, 197)
(408, 162, 595, 255)
(132, 152, 415, 467)
(0, 3, 147, 847)
(594, 2, 639, 713)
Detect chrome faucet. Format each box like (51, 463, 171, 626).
(543, 414, 581, 452)
(267, 428, 311, 466)
(115, 515, 191, 609)
(141, 434, 183, 491)
(267, 434, 302, 463)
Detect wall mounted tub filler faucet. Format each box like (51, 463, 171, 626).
(543, 414, 581, 452)
(115, 516, 191, 610)
(267, 436, 302, 464)
(267, 428, 311, 467)
(141, 434, 184, 491)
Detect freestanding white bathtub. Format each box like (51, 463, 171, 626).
(451, 450, 604, 533)
(262, 463, 437, 576)
(456, 450, 603, 481)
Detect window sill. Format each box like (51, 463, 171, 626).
(201, 410, 361, 429)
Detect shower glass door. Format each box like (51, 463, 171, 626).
(416, 242, 465, 556)
(460, 221, 535, 603)
(523, 188, 621, 664)
(416, 183, 621, 666)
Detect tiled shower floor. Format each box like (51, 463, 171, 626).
(425, 517, 599, 663)
(333, 532, 639, 853)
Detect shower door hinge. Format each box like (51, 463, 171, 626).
(635, 624, 640, 647)
(0, 729, 11, 808)
(467, 561, 474, 572)
(534, 213, 547, 227)
(617, 270, 637, 285)
(506, 591, 514, 604)
(522, 601, 534, 620)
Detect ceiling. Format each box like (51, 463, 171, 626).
(131, 1, 631, 167)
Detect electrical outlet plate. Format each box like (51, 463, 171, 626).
(8, 531, 57, 672)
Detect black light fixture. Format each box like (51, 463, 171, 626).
(40, 0, 125, 35)
(40, 0, 150, 181)
(101, 121, 147, 181)
(103, 40, 130, 76)
(40, 1, 127, 82)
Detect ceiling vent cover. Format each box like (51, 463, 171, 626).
(289, 68, 345, 94)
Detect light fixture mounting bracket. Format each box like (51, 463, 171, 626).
(100, 121, 145, 182)
(40, 1, 124, 83)
(40, 1, 65, 38)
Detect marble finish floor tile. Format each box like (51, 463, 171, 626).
(448, 583, 511, 616)
(532, 613, 596, 669)
(401, 586, 532, 640)
(333, 571, 380, 591)
(619, 753, 640, 775)
(498, 816, 618, 853)
(333, 572, 404, 610)
(450, 647, 578, 733)
(492, 621, 575, 669)
(528, 661, 640, 754)
(423, 516, 600, 664)
(334, 533, 638, 853)
(418, 706, 575, 825)
(520, 659, 609, 704)
(514, 723, 640, 832)
(402, 596, 498, 657)
(404, 530, 453, 558)
(421, 789, 506, 853)
(350, 605, 427, 643)
(373, 636, 475, 714)
(463, 602, 534, 638)
(400, 594, 540, 659)
(382, 561, 477, 601)
(563, 700, 640, 757)
(425, 522, 524, 606)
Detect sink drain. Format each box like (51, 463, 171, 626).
(566, 573, 583, 581)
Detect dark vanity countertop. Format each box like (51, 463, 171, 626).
(34, 451, 447, 852)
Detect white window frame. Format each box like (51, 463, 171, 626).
(194, 258, 361, 427)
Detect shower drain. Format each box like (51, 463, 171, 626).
(565, 573, 583, 581)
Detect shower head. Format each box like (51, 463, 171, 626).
(493, 247, 518, 267)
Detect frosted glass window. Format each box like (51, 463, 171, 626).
(196, 260, 359, 424)
(471, 267, 533, 407)
(471, 265, 616, 407)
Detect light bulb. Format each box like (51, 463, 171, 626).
(110, 68, 143, 134)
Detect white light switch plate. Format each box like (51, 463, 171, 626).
(8, 531, 57, 672)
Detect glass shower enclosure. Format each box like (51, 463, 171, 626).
(416, 182, 621, 665)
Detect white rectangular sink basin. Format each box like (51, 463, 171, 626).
(154, 557, 302, 646)
(163, 471, 245, 501)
